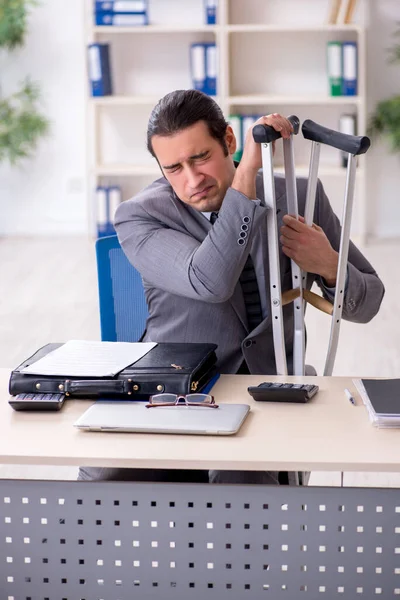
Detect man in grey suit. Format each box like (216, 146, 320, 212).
(112, 89, 384, 485)
(115, 89, 384, 376)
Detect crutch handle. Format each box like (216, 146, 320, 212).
(253, 115, 300, 144)
(281, 288, 301, 306)
(302, 119, 370, 155)
(303, 289, 334, 316)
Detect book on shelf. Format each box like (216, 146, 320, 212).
(327, 0, 342, 24)
(343, 0, 359, 24)
(327, 0, 359, 24)
(228, 115, 243, 162)
(190, 43, 207, 93)
(96, 185, 122, 238)
(94, 0, 148, 26)
(241, 115, 260, 143)
(95, 11, 148, 26)
(190, 42, 217, 96)
(204, 0, 217, 25)
(88, 43, 113, 97)
(228, 114, 262, 163)
(327, 41, 342, 96)
(326, 41, 358, 96)
(205, 43, 217, 96)
(339, 114, 356, 167)
(95, 1, 148, 12)
(342, 41, 358, 95)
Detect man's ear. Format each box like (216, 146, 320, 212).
(225, 125, 237, 156)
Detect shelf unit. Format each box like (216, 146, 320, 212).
(85, 0, 367, 242)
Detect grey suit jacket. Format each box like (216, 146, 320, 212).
(115, 172, 384, 374)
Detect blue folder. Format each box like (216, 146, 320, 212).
(95, 0, 147, 12)
(342, 41, 357, 96)
(205, 43, 217, 96)
(95, 11, 148, 26)
(190, 43, 207, 93)
(96, 185, 122, 238)
(88, 43, 112, 96)
(204, 0, 217, 25)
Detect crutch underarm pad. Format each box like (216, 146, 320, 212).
(302, 119, 370, 155)
(252, 115, 300, 144)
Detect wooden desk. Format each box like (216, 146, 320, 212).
(2, 369, 400, 599)
(1, 370, 399, 472)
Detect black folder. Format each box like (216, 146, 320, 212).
(361, 379, 400, 416)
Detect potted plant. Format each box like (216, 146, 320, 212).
(0, 0, 49, 164)
(368, 28, 400, 152)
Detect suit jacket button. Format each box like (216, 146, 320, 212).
(243, 216, 251, 224)
(244, 340, 253, 348)
(238, 238, 245, 245)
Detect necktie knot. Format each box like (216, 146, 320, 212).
(210, 212, 219, 225)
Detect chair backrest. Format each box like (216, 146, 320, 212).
(95, 235, 149, 342)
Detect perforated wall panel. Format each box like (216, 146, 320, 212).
(1, 479, 400, 599)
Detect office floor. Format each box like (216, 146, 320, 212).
(0, 235, 399, 486)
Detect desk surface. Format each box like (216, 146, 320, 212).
(1, 370, 399, 472)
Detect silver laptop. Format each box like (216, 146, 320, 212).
(74, 401, 250, 436)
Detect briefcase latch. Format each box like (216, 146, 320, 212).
(128, 381, 165, 395)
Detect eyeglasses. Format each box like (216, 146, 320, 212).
(146, 393, 218, 408)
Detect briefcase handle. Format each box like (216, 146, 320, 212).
(64, 379, 166, 398)
(64, 379, 132, 397)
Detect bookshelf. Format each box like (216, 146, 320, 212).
(85, 0, 367, 242)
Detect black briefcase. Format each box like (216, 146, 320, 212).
(9, 342, 218, 400)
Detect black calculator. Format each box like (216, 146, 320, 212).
(247, 382, 319, 403)
(8, 393, 66, 411)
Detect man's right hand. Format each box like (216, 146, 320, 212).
(231, 113, 293, 200)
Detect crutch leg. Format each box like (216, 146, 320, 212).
(282, 123, 305, 376)
(301, 140, 321, 320)
(261, 140, 288, 375)
(324, 153, 357, 375)
(302, 119, 370, 375)
(253, 116, 299, 376)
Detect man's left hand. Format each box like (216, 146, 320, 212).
(280, 215, 339, 286)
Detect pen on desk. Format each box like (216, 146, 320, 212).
(344, 388, 356, 405)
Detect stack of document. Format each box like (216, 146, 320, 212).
(354, 378, 400, 428)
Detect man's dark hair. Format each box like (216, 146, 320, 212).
(147, 89, 229, 158)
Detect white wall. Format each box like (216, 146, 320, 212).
(0, 0, 399, 238)
(0, 0, 87, 235)
(366, 0, 400, 240)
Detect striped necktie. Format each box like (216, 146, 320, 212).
(210, 212, 263, 331)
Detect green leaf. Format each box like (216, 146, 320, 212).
(0, 78, 50, 165)
(368, 26, 400, 153)
(0, 0, 36, 50)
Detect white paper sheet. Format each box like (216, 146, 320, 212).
(20, 340, 157, 377)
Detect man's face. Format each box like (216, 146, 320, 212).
(152, 120, 237, 212)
